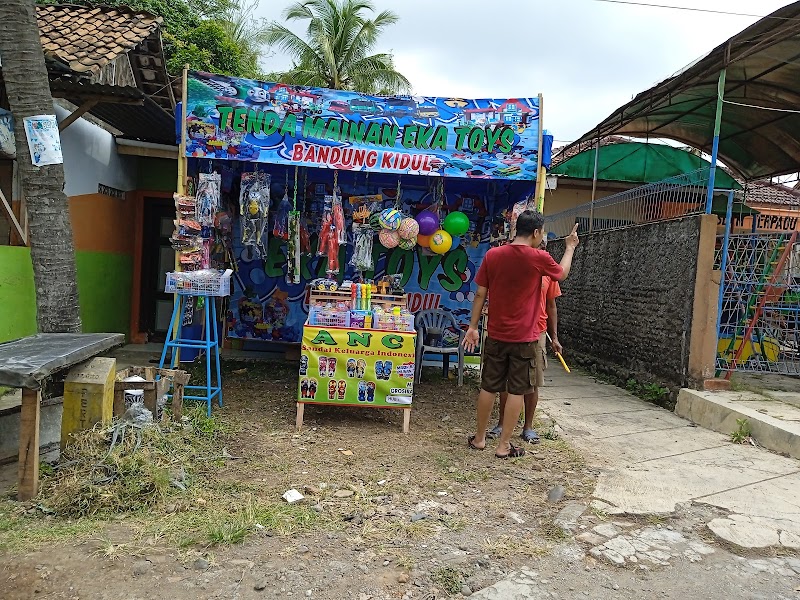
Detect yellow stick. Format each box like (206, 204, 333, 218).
(546, 332, 570, 373)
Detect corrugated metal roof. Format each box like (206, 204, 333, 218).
(564, 2, 800, 181)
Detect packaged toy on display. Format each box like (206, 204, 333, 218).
(196, 172, 221, 227)
(240, 171, 271, 257)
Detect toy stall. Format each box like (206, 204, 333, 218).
(174, 70, 553, 424)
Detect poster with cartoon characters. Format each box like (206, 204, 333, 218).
(184, 71, 551, 181)
(299, 326, 415, 407)
(219, 166, 534, 348)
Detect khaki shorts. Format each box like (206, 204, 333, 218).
(481, 333, 545, 395)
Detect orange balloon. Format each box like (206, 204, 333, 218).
(417, 234, 432, 247)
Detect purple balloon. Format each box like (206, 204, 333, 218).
(416, 210, 440, 236)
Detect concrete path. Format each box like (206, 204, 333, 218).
(470, 369, 800, 598)
(536, 369, 800, 550)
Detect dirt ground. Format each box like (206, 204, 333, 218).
(1, 360, 799, 599)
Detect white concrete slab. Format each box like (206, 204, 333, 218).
(564, 427, 729, 465)
(696, 471, 800, 522)
(549, 406, 686, 439)
(592, 444, 799, 514)
(540, 394, 663, 416)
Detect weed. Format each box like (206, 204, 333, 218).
(730, 418, 753, 444)
(393, 552, 416, 571)
(589, 505, 609, 521)
(482, 534, 550, 560)
(540, 519, 569, 541)
(0, 503, 99, 552)
(432, 566, 463, 596)
(646, 514, 665, 526)
(626, 379, 669, 404)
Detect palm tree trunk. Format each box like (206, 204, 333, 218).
(0, 0, 81, 333)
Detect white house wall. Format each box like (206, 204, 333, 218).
(53, 102, 137, 197)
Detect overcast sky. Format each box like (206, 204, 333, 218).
(253, 0, 794, 144)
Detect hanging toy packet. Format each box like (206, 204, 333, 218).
(196, 172, 221, 228)
(239, 171, 270, 256)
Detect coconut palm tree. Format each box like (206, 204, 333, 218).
(265, 0, 410, 94)
(219, 0, 273, 78)
(0, 0, 81, 333)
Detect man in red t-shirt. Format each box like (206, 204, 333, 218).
(488, 238, 562, 444)
(463, 211, 579, 458)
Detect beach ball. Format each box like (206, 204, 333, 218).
(417, 233, 432, 248)
(378, 208, 403, 231)
(398, 217, 419, 240)
(443, 211, 469, 236)
(398, 236, 416, 251)
(430, 229, 452, 254)
(416, 210, 439, 235)
(450, 236, 460, 248)
(379, 228, 400, 248)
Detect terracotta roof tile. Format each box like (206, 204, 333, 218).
(36, 4, 162, 74)
(742, 180, 800, 207)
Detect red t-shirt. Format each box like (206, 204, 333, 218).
(537, 277, 562, 336)
(476, 244, 563, 343)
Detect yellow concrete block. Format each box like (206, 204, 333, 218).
(61, 357, 116, 448)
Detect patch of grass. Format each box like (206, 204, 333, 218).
(589, 505, 609, 521)
(541, 438, 584, 468)
(626, 379, 669, 404)
(540, 519, 569, 541)
(36, 406, 230, 518)
(482, 534, 550, 560)
(432, 566, 464, 596)
(358, 517, 438, 543)
(645, 514, 665, 526)
(730, 418, 753, 444)
(0, 504, 99, 552)
(392, 552, 416, 571)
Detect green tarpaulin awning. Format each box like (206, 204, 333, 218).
(551, 142, 741, 189)
(710, 194, 759, 217)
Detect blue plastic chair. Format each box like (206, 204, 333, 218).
(414, 309, 465, 386)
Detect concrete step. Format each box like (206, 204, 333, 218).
(675, 388, 800, 459)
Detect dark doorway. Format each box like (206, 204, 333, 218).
(140, 197, 175, 342)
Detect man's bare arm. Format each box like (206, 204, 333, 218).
(547, 296, 562, 355)
(463, 285, 488, 353)
(557, 224, 580, 281)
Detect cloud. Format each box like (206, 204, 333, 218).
(254, 0, 792, 141)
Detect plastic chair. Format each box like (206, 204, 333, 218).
(414, 309, 465, 386)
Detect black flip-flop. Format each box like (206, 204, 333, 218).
(495, 444, 526, 459)
(467, 435, 485, 451)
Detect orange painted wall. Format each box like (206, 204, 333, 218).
(69, 192, 136, 254)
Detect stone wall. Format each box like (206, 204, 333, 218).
(548, 215, 712, 403)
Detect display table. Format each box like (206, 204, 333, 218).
(296, 325, 416, 433)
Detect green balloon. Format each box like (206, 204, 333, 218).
(443, 211, 470, 236)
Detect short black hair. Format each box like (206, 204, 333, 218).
(516, 210, 545, 238)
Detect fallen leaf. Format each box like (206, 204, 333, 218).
(340, 449, 353, 456)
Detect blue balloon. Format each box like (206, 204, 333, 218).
(450, 236, 461, 248)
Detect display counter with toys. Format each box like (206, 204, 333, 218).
(296, 276, 417, 433)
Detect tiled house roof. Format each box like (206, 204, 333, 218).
(37, 4, 162, 75)
(742, 180, 800, 207)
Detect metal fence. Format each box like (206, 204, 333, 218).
(715, 231, 800, 375)
(544, 167, 711, 238)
